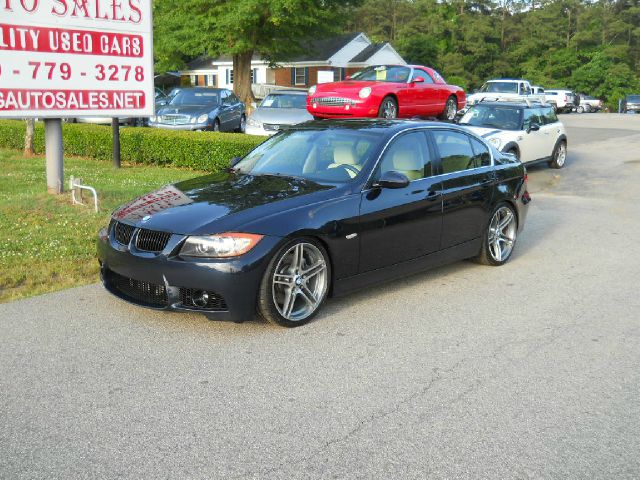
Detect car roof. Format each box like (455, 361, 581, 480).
(285, 119, 476, 137)
(471, 100, 551, 109)
(266, 89, 307, 95)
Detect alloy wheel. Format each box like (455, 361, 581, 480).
(555, 143, 566, 167)
(381, 99, 397, 118)
(488, 206, 517, 262)
(445, 98, 457, 120)
(271, 242, 328, 322)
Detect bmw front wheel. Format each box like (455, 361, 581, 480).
(258, 239, 330, 327)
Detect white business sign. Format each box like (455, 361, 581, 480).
(0, 0, 154, 118)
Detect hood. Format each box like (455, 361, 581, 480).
(112, 172, 336, 235)
(314, 80, 385, 96)
(156, 104, 215, 117)
(460, 126, 506, 138)
(251, 108, 313, 125)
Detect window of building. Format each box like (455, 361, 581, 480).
(190, 75, 196, 86)
(333, 68, 343, 82)
(294, 67, 306, 85)
(226, 69, 234, 85)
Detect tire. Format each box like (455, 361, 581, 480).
(439, 96, 458, 121)
(236, 115, 246, 133)
(257, 238, 331, 327)
(474, 203, 518, 266)
(378, 96, 398, 119)
(548, 140, 567, 169)
(506, 148, 519, 160)
(576, 105, 584, 114)
(212, 118, 220, 132)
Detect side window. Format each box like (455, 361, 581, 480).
(433, 130, 475, 174)
(470, 138, 491, 167)
(229, 93, 240, 104)
(377, 132, 433, 181)
(541, 107, 558, 124)
(522, 84, 531, 95)
(220, 90, 230, 104)
(410, 69, 434, 84)
(523, 109, 541, 130)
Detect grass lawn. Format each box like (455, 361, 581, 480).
(0, 149, 203, 303)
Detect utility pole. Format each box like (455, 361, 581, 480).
(44, 119, 64, 194)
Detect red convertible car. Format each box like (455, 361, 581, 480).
(307, 65, 466, 121)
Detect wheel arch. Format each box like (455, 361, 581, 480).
(502, 142, 521, 159)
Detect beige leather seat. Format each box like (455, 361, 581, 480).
(392, 149, 423, 180)
(328, 145, 362, 178)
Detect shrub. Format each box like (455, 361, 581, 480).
(0, 120, 265, 171)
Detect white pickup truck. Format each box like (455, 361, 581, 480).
(466, 79, 545, 106)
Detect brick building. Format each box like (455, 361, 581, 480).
(179, 33, 406, 94)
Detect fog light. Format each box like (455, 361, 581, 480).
(313, 103, 317, 109)
(192, 291, 210, 308)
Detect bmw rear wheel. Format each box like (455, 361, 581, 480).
(378, 97, 398, 119)
(549, 141, 566, 169)
(258, 239, 330, 327)
(475, 203, 517, 266)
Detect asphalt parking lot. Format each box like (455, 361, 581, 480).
(1, 113, 639, 479)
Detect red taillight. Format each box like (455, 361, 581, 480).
(524, 174, 528, 184)
(564, 95, 568, 102)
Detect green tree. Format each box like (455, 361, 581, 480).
(154, 0, 358, 106)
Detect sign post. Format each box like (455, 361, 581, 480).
(0, 1, 155, 192)
(44, 118, 63, 193)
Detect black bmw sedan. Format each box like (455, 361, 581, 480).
(98, 120, 530, 327)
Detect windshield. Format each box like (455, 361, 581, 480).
(170, 90, 219, 106)
(234, 129, 384, 184)
(479, 82, 519, 94)
(260, 93, 307, 109)
(628, 95, 640, 102)
(459, 105, 523, 130)
(350, 65, 411, 83)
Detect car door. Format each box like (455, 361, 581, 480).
(518, 108, 547, 162)
(407, 68, 439, 117)
(538, 107, 561, 157)
(432, 129, 495, 249)
(358, 130, 443, 273)
(218, 90, 235, 131)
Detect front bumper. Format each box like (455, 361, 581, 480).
(245, 125, 275, 136)
(307, 98, 378, 118)
(97, 227, 283, 322)
(149, 122, 209, 131)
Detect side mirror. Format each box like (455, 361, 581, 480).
(345, 75, 351, 80)
(229, 156, 242, 168)
(412, 77, 425, 84)
(373, 171, 410, 189)
(527, 123, 540, 133)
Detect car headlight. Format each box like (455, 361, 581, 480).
(359, 87, 372, 99)
(197, 114, 209, 124)
(308, 85, 316, 95)
(180, 232, 264, 258)
(489, 137, 502, 149)
(247, 117, 262, 128)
